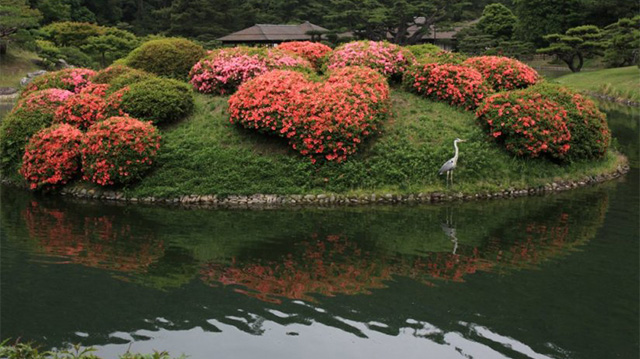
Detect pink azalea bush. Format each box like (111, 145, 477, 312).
(277, 41, 333, 69)
(20, 124, 84, 190)
(22, 68, 96, 96)
(228, 66, 390, 163)
(14, 88, 74, 115)
(189, 47, 312, 95)
(403, 63, 492, 110)
(326, 41, 416, 80)
(464, 56, 539, 91)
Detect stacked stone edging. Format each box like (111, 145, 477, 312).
(2, 163, 622, 208)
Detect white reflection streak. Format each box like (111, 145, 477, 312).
(467, 323, 557, 359)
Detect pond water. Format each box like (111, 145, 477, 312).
(1, 105, 638, 359)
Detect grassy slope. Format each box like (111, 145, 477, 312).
(0, 48, 41, 88)
(126, 90, 621, 198)
(554, 66, 640, 103)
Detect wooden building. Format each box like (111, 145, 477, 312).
(218, 21, 329, 45)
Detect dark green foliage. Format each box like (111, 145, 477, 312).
(513, 0, 584, 47)
(603, 16, 640, 68)
(119, 78, 195, 125)
(0, 109, 52, 177)
(537, 25, 606, 72)
(0, 0, 42, 55)
(477, 3, 516, 40)
(124, 37, 205, 80)
(92, 64, 139, 84)
(405, 43, 441, 58)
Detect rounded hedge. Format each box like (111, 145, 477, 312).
(464, 56, 539, 91)
(20, 124, 84, 190)
(124, 37, 206, 80)
(403, 63, 492, 110)
(14, 88, 74, 115)
(54, 93, 110, 130)
(92, 64, 137, 84)
(419, 51, 468, 65)
(118, 77, 195, 125)
(22, 68, 96, 96)
(81, 116, 161, 186)
(326, 41, 416, 80)
(107, 69, 156, 92)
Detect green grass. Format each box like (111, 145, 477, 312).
(0, 48, 42, 88)
(124, 90, 623, 198)
(554, 66, 640, 103)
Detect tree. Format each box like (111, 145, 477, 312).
(477, 3, 516, 40)
(83, 28, 138, 67)
(537, 25, 605, 72)
(0, 0, 42, 55)
(603, 16, 640, 68)
(513, 0, 583, 47)
(325, 0, 463, 45)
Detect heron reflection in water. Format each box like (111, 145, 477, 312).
(441, 207, 459, 254)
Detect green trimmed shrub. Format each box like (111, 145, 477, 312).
(418, 51, 468, 65)
(405, 43, 442, 58)
(92, 64, 139, 84)
(124, 37, 206, 80)
(0, 109, 55, 176)
(108, 69, 156, 91)
(118, 78, 195, 125)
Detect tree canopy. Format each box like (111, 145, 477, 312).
(537, 25, 605, 72)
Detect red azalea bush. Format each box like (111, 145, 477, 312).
(104, 86, 129, 116)
(277, 41, 333, 69)
(78, 83, 111, 97)
(464, 56, 539, 91)
(189, 46, 312, 95)
(14, 88, 74, 115)
(476, 91, 572, 160)
(22, 68, 96, 96)
(20, 124, 84, 190)
(81, 116, 161, 186)
(228, 66, 390, 163)
(326, 41, 416, 80)
(54, 93, 109, 130)
(403, 63, 492, 110)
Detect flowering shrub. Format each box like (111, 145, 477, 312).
(78, 83, 111, 97)
(189, 46, 312, 95)
(81, 116, 161, 186)
(464, 56, 539, 91)
(228, 66, 390, 163)
(104, 86, 129, 116)
(326, 41, 416, 80)
(525, 84, 611, 161)
(476, 91, 572, 160)
(403, 63, 492, 110)
(54, 93, 109, 130)
(14, 88, 74, 115)
(119, 78, 194, 125)
(277, 41, 332, 69)
(124, 37, 206, 79)
(20, 124, 84, 190)
(22, 68, 96, 96)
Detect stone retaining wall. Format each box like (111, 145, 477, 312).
(12, 164, 623, 209)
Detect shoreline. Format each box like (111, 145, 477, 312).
(1, 159, 629, 209)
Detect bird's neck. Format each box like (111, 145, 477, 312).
(453, 141, 459, 162)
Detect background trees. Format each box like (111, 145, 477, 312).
(0, 0, 42, 55)
(537, 25, 605, 72)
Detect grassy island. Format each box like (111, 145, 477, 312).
(555, 66, 640, 104)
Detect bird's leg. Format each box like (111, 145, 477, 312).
(446, 171, 450, 188)
(451, 169, 454, 186)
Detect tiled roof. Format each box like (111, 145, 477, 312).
(219, 21, 329, 42)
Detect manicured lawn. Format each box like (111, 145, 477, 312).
(125, 90, 622, 198)
(0, 48, 42, 88)
(555, 66, 640, 103)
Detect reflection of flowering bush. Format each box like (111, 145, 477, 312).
(189, 47, 312, 95)
(476, 91, 571, 160)
(22, 68, 96, 96)
(22, 201, 164, 272)
(20, 124, 84, 190)
(81, 116, 161, 186)
(54, 93, 109, 130)
(277, 41, 332, 69)
(404, 63, 492, 110)
(327, 41, 416, 79)
(464, 56, 539, 91)
(228, 67, 390, 163)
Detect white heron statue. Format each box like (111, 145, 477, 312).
(438, 138, 466, 186)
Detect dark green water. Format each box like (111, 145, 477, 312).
(1, 106, 638, 359)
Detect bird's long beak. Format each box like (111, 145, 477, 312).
(459, 139, 467, 142)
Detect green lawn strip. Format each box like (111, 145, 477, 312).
(0, 48, 42, 88)
(125, 90, 623, 198)
(554, 66, 640, 103)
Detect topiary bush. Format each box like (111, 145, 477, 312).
(92, 64, 138, 84)
(118, 78, 194, 125)
(326, 41, 416, 81)
(0, 89, 75, 175)
(405, 44, 442, 58)
(476, 91, 572, 161)
(22, 68, 96, 96)
(523, 83, 611, 161)
(189, 46, 313, 95)
(108, 69, 156, 92)
(54, 93, 110, 130)
(277, 41, 333, 69)
(464, 56, 539, 91)
(81, 116, 161, 186)
(20, 124, 84, 190)
(418, 51, 468, 65)
(403, 63, 492, 110)
(124, 37, 206, 80)
(228, 66, 390, 163)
